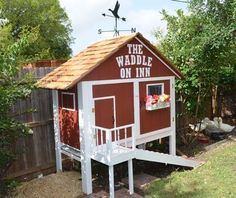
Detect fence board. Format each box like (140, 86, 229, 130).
(7, 67, 57, 180)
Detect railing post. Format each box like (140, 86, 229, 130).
(106, 129, 112, 160)
(117, 129, 120, 146)
(132, 125, 136, 150)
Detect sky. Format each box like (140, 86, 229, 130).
(59, 0, 188, 55)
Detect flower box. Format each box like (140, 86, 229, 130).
(145, 94, 170, 111)
(146, 101, 170, 111)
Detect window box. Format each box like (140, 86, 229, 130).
(146, 101, 170, 111)
(145, 94, 170, 111)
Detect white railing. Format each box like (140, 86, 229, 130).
(92, 124, 135, 155)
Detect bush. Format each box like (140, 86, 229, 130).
(0, 26, 37, 197)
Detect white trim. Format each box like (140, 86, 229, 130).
(146, 83, 164, 96)
(93, 96, 115, 101)
(52, 90, 62, 172)
(93, 96, 116, 128)
(133, 81, 140, 146)
(78, 82, 93, 195)
(61, 92, 76, 111)
(106, 127, 171, 147)
(137, 127, 171, 145)
(135, 37, 182, 79)
(83, 76, 172, 86)
(169, 77, 176, 155)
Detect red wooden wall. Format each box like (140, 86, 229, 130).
(58, 86, 80, 149)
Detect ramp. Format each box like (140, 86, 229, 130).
(135, 149, 200, 168)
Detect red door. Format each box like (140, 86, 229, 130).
(94, 98, 115, 145)
(95, 98, 115, 128)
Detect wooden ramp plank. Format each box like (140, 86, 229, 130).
(135, 149, 201, 168)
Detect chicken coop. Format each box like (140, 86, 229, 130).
(38, 33, 199, 198)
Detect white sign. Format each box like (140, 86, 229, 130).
(115, 44, 153, 79)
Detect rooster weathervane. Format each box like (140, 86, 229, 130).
(98, 1, 136, 36)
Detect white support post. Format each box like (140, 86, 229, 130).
(106, 129, 112, 162)
(52, 90, 62, 172)
(78, 82, 93, 195)
(128, 159, 134, 195)
(169, 77, 176, 155)
(109, 165, 115, 198)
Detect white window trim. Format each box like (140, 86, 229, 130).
(61, 92, 76, 111)
(146, 83, 164, 96)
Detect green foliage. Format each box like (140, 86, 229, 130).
(0, 179, 19, 196)
(0, 0, 73, 59)
(0, 26, 37, 196)
(155, 0, 236, 117)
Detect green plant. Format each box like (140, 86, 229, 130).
(0, 26, 37, 196)
(0, 179, 19, 196)
(0, 0, 73, 59)
(154, 0, 236, 120)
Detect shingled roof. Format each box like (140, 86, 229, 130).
(38, 32, 183, 90)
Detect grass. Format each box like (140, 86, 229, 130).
(145, 142, 236, 198)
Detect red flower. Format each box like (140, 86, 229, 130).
(153, 95, 159, 100)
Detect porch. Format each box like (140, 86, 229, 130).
(91, 124, 136, 166)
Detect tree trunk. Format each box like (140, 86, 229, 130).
(211, 85, 218, 117)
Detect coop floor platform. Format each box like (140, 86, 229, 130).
(92, 145, 135, 166)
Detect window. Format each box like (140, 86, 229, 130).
(145, 83, 170, 111)
(61, 92, 75, 111)
(146, 83, 164, 96)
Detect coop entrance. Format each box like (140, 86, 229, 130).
(94, 96, 116, 129)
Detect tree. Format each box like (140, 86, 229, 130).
(0, 25, 38, 195)
(155, 0, 236, 118)
(0, 0, 73, 59)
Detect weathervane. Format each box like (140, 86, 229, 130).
(98, 1, 136, 36)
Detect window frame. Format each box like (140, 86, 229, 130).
(61, 92, 76, 111)
(146, 83, 164, 96)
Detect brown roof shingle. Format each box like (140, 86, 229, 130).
(38, 32, 183, 90)
(38, 33, 137, 90)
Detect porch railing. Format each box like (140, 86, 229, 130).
(92, 124, 135, 155)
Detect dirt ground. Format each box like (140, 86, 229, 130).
(11, 135, 236, 198)
(12, 171, 83, 198)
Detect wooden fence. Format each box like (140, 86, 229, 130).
(7, 64, 61, 181)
